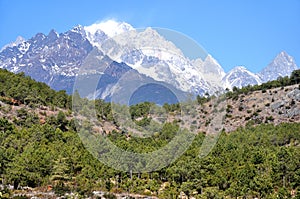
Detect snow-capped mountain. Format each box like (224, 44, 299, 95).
(222, 66, 262, 89)
(0, 19, 298, 101)
(222, 51, 298, 90)
(0, 36, 26, 52)
(0, 27, 93, 92)
(84, 20, 134, 50)
(83, 21, 222, 95)
(0, 23, 188, 103)
(193, 55, 226, 90)
(259, 51, 298, 82)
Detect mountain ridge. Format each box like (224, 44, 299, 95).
(0, 20, 298, 101)
(258, 51, 298, 82)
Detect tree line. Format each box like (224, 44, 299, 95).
(0, 68, 300, 198)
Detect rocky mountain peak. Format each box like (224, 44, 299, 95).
(0, 36, 25, 52)
(47, 29, 59, 42)
(259, 51, 298, 82)
(222, 66, 262, 89)
(0, 21, 299, 99)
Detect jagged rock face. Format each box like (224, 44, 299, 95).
(222, 66, 262, 89)
(221, 52, 298, 89)
(83, 21, 298, 92)
(0, 27, 93, 92)
(0, 24, 187, 103)
(0, 20, 298, 99)
(259, 51, 298, 82)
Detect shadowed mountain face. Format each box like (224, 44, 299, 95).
(0, 27, 93, 93)
(129, 83, 180, 106)
(0, 21, 298, 101)
(0, 26, 186, 104)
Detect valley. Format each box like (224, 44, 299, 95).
(0, 68, 299, 198)
(0, 18, 299, 199)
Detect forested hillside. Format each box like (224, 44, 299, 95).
(0, 68, 300, 198)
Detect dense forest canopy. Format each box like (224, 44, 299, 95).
(0, 68, 300, 198)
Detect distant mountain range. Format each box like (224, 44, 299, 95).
(0, 20, 298, 103)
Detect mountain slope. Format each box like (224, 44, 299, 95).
(0, 67, 300, 198)
(259, 51, 298, 82)
(0, 20, 298, 97)
(0, 27, 93, 93)
(224, 51, 299, 89)
(193, 55, 226, 90)
(84, 24, 221, 95)
(222, 66, 262, 89)
(0, 36, 26, 52)
(81, 21, 299, 92)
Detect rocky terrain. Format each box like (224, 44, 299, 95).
(1, 82, 299, 138)
(198, 84, 300, 133)
(1, 67, 300, 199)
(0, 20, 298, 102)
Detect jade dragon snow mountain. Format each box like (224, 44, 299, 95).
(0, 20, 298, 102)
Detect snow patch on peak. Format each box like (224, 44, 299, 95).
(14, 36, 25, 44)
(1, 36, 26, 52)
(275, 51, 295, 65)
(231, 66, 248, 71)
(278, 51, 290, 58)
(259, 51, 298, 82)
(84, 19, 134, 38)
(223, 66, 262, 89)
(191, 55, 225, 90)
(203, 55, 226, 76)
(141, 27, 162, 37)
(204, 54, 216, 62)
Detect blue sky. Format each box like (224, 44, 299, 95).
(0, 0, 299, 72)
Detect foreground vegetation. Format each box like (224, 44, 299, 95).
(0, 68, 300, 198)
(1, 118, 300, 198)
